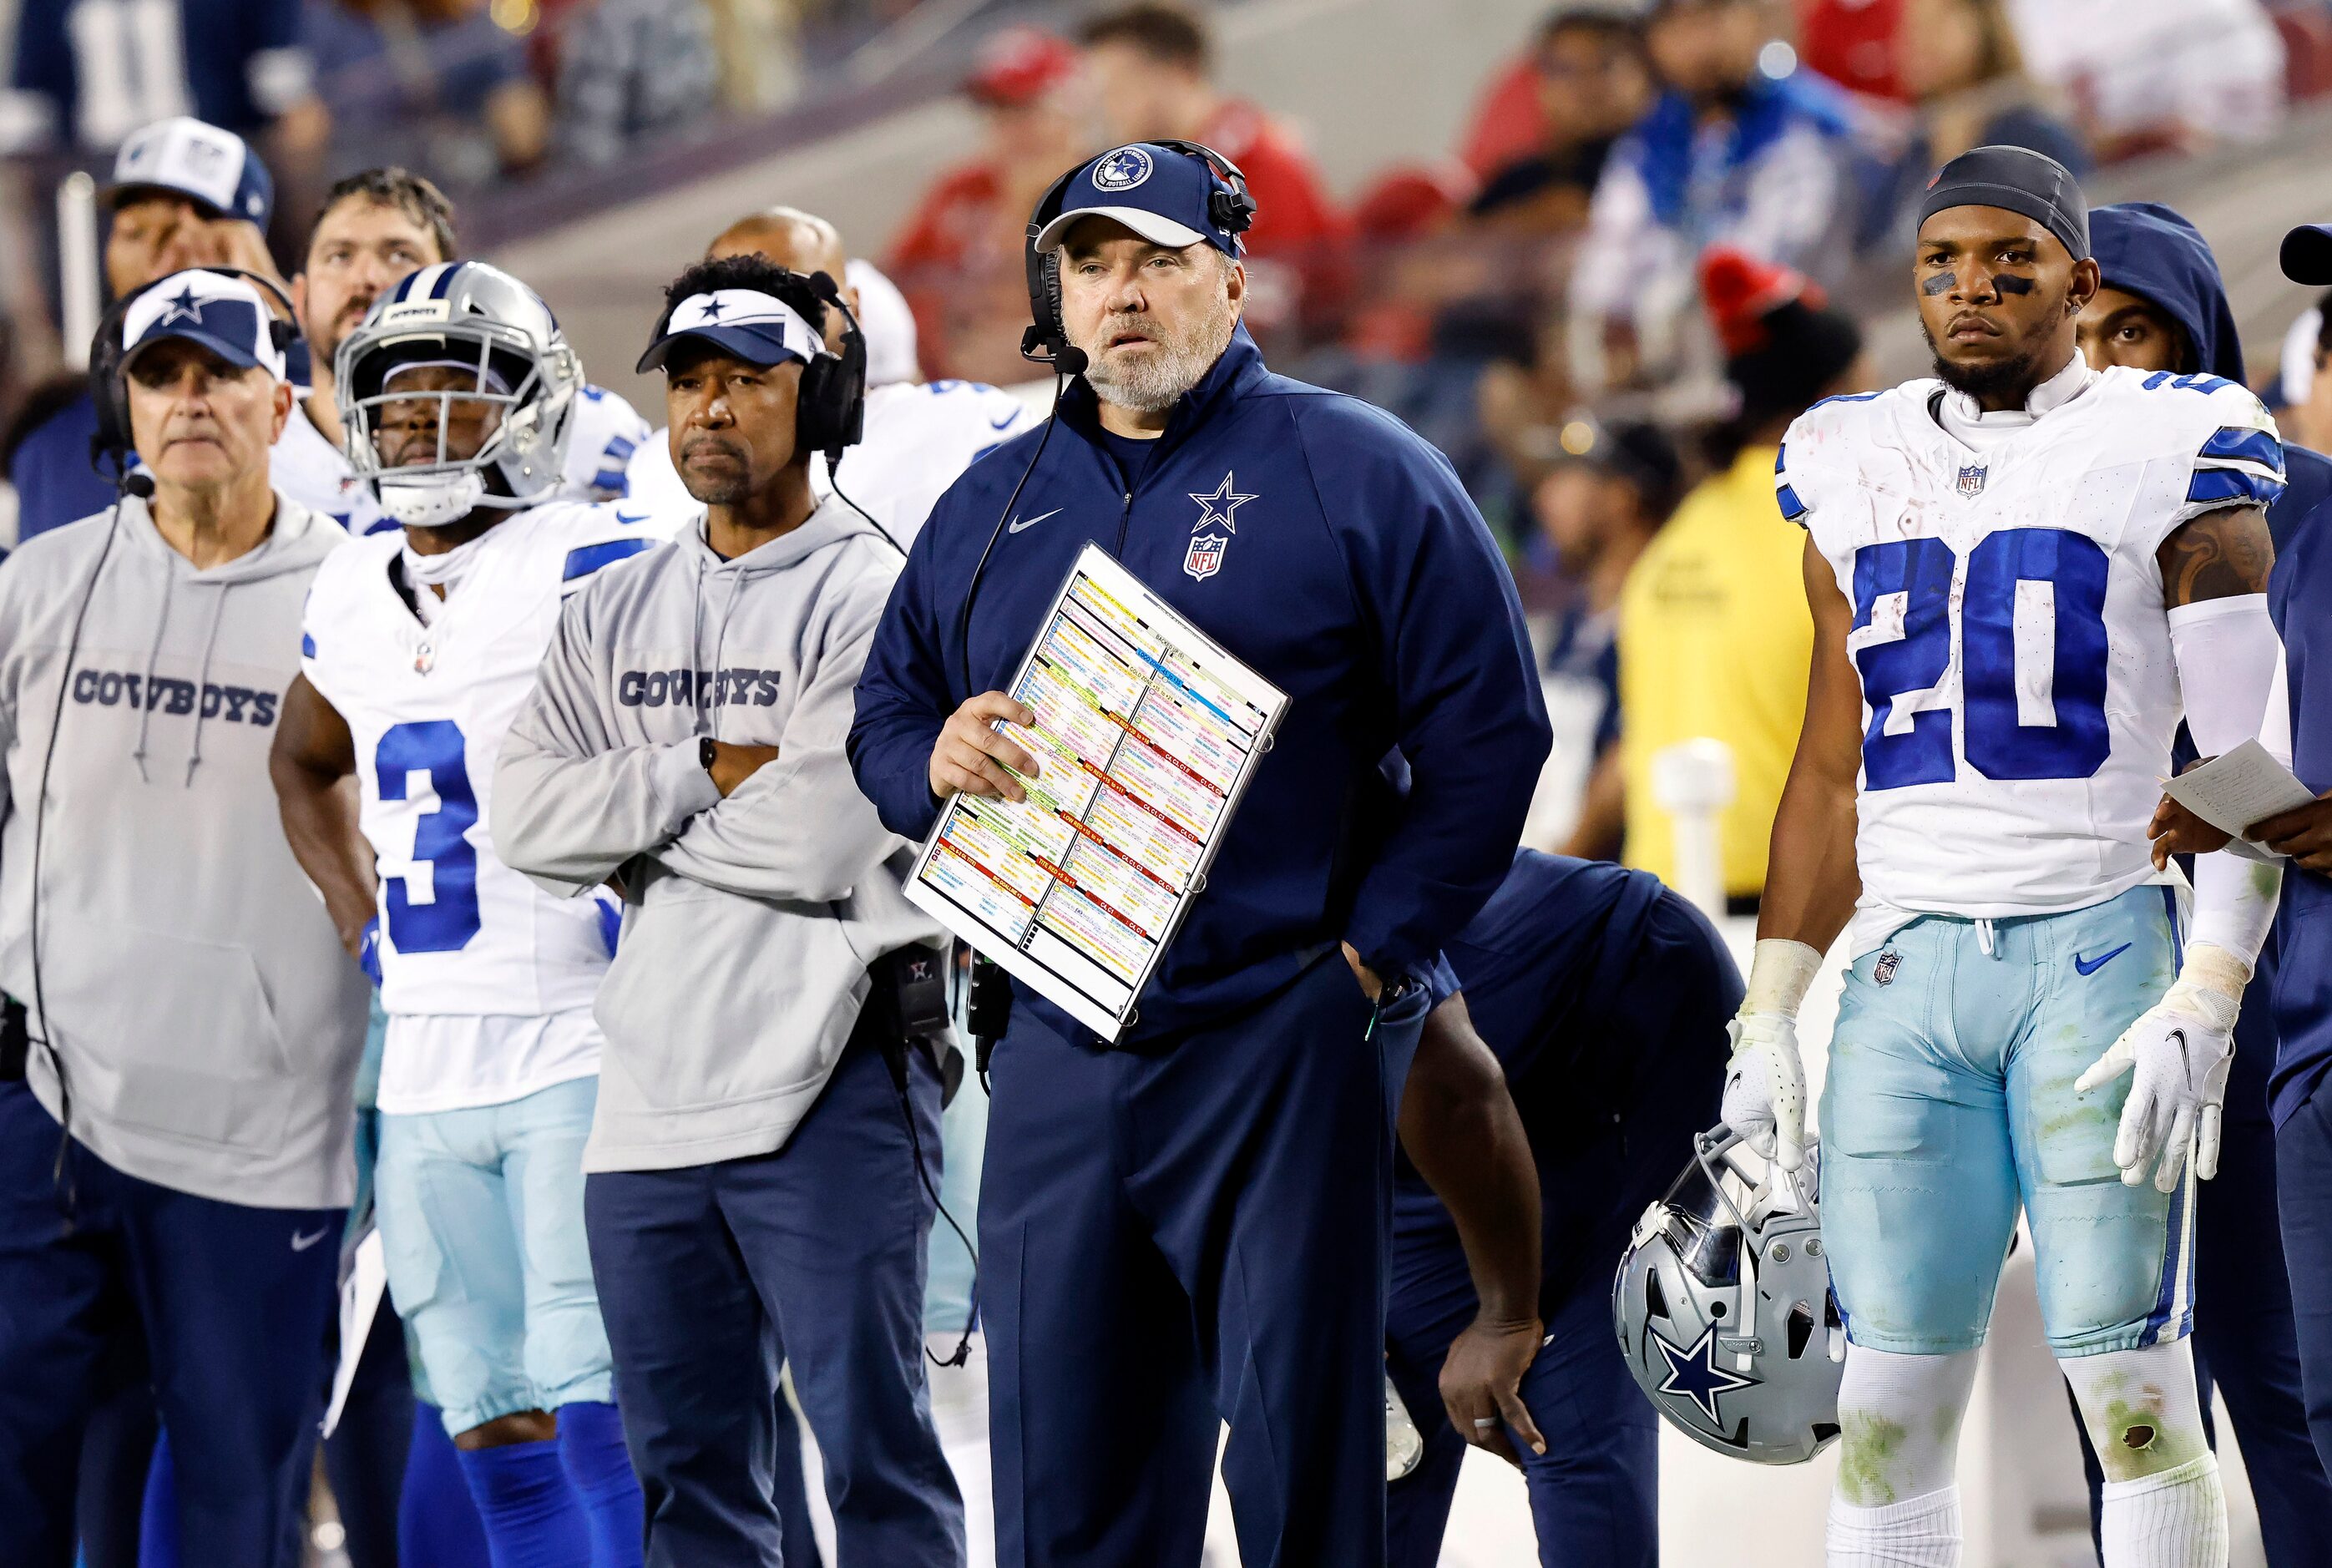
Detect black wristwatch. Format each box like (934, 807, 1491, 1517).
(699, 736, 717, 771)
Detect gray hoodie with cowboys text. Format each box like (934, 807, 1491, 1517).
(0, 493, 368, 1209)
(493, 498, 944, 1173)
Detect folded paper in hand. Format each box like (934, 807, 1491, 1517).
(2162, 740, 2318, 862)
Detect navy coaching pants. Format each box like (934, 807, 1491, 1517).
(2074, 982, 2332, 1565)
(0, 1081, 339, 1568)
(585, 1030, 964, 1568)
(1385, 892, 1731, 1568)
(982, 954, 1429, 1568)
(2279, 1078, 2332, 1490)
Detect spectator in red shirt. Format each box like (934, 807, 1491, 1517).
(1079, 1, 1353, 339)
(886, 26, 1090, 382)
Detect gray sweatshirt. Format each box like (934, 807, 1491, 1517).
(493, 498, 945, 1173)
(0, 493, 368, 1209)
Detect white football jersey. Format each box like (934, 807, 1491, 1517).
(625, 378, 1036, 546)
(565, 383, 652, 501)
(273, 402, 389, 535)
(300, 500, 670, 1019)
(1778, 366, 2283, 950)
(271, 382, 649, 537)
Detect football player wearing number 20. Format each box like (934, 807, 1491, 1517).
(1734, 147, 2284, 1568)
(269, 262, 669, 1568)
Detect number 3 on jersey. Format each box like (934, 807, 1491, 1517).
(377, 720, 482, 951)
(1852, 527, 2111, 789)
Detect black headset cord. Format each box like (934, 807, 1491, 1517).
(959, 354, 1081, 678)
(29, 473, 136, 1222)
(880, 1033, 980, 1368)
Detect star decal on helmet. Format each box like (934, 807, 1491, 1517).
(1651, 1323, 1759, 1424)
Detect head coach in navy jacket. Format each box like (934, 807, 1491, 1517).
(850, 141, 1550, 1565)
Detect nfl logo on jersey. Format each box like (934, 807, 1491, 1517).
(1956, 463, 1987, 498)
(1184, 533, 1227, 581)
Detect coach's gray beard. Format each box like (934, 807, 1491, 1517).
(1084, 307, 1234, 413)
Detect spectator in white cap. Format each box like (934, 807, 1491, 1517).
(0, 266, 367, 1566)
(7, 116, 286, 544)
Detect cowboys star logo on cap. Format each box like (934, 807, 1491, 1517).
(636, 288, 827, 374)
(159, 286, 205, 326)
(1091, 145, 1154, 191)
(120, 268, 286, 382)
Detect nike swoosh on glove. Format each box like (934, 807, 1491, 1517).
(1723, 1013, 1807, 1172)
(2074, 980, 2239, 1192)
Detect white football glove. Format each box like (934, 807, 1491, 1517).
(2073, 950, 2245, 1192)
(1723, 1012, 1808, 1173)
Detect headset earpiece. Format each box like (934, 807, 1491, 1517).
(795, 268, 867, 463)
(85, 266, 303, 490)
(1018, 142, 1252, 371)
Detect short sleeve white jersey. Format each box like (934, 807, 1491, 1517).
(1777, 366, 2284, 950)
(272, 402, 389, 536)
(563, 383, 652, 502)
(624, 378, 1037, 546)
(299, 500, 668, 1019)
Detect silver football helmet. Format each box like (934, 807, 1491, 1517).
(1613, 1125, 1844, 1464)
(335, 260, 582, 527)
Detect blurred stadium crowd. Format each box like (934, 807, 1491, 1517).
(8, 0, 2332, 916)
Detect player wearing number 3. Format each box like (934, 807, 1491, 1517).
(270, 262, 664, 1565)
(1734, 148, 2284, 1567)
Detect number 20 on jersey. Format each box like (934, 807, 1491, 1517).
(1852, 526, 2110, 788)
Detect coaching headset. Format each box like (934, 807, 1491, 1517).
(977, 139, 1259, 617)
(6, 266, 301, 1197)
(952, 144, 1259, 1081)
(1018, 139, 1257, 370)
(640, 265, 868, 468)
(88, 265, 300, 493)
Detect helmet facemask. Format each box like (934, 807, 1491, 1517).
(336, 300, 579, 528)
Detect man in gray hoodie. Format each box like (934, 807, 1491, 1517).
(494, 255, 964, 1566)
(0, 268, 368, 1566)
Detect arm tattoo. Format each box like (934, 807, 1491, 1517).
(2157, 505, 2274, 607)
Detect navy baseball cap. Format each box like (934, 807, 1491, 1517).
(636, 288, 827, 374)
(1034, 144, 1242, 257)
(106, 117, 273, 229)
(2282, 224, 2332, 286)
(121, 269, 288, 381)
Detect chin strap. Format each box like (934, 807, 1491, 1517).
(377, 470, 488, 529)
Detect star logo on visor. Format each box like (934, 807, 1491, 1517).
(1189, 472, 1255, 533)
(159, 286, 204, 326)
(698, 297, 725, 321)
(1650, 1324, 1758, 1424)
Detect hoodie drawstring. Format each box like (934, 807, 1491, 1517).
(183, 581, 229, 786)
(706, 569, 745, 734)
(687, 552, 710, 741)
(130, 573, 176, 783)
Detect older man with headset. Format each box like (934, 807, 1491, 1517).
(851, 141, 1550, 1565)
(0, 268, 367, 1566)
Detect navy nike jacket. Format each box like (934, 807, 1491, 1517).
(849, 326, 1550, 1044)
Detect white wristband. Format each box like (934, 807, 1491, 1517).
(1742, 938, 1823, 1019)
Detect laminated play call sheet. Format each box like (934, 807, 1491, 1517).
(906, 543, 1288, 1039)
